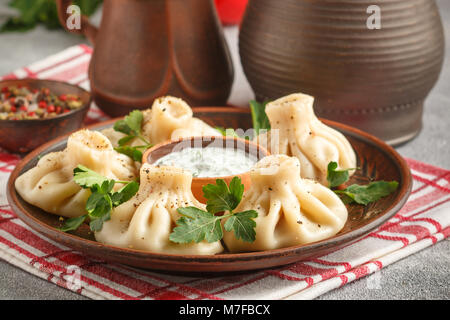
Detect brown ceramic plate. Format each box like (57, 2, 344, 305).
(7, 107, 412, 273)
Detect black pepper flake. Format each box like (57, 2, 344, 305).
(318, 224, 321, 228)
(268, 187, 273, 191)
(297, 220, 303, 224)
(38, 185, 42, 189)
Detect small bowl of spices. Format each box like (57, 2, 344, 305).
(0, 78, 91, 153)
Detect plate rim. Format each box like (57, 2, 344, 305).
(6, 107, 412, 267)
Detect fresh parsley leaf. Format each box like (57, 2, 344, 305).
(170, 178, 258, 244)
(229, 176, 245, 206)
(223, 210, 258, 243)
(113, 109, 143, 136)
(203, 177, 242, 214)
(117, 135, 136, 147)
(170, 207, 223, 244)
(216, 127, 251, 140)
(112, 110, 152, 162)
(85, 192, 112, 218)
(59, 215, 87, 232)
(327, 161, 358, 188)
(89, 211, 111, 232)
(99, 179, 115, 194)
(114, 146, 143, 162)
(113, 119, 132, 135)
(326, 161, 398, 206)
(335, 181, 399, 205)
(73, 165, 109, 188)
(110, 181, 140, 207)
(216, 127, 231, 136)
(124, 110, 143, 135)
(216, 127, 239, 138)
(250, 100, 271, 135)
(60, 166, 139, 233)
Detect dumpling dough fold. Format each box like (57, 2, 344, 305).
(15, 130, 138, 218)
(95, 163, 224, 255)
(255, 93, 357, 186)
(223, 155, 348, 253)
(101, 96, 220, 147)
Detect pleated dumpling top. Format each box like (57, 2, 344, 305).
(15, 129, 138, 218)
(223, 155, 348, 252)
(95, 163, 224, 255)
(255, 93, 357, 186)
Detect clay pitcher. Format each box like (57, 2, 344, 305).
(57, 0, 234, 117)
(239, 0, 445, 145)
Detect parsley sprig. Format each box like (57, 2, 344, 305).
(326, 161, 359, 188)
(113, 110, 153, 162)
(334, 182, 399, 206)
(216, 127, 251, 141)
(250, 100, 271, 135)
(59, 165, 139, 232)
(216, 99, 270, 140)
(169, 177, 258, 244)
(327, 161, 398, 205)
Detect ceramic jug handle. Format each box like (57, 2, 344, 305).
(56, 0, 98, 44)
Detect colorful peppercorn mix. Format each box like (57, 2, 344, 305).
(0, 85, 83, 120)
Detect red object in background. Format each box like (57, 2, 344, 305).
(214, 0, 248, 25)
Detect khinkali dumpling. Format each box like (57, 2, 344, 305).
(146, 96, 220, 142)
(223, 155, 348, 253)
(101, 96, 220, 147)
(95, 163, 224, 255)
(255, 93, 356, 186)
(15, 130, 138, 218)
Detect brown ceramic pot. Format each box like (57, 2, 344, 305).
(239, 0, 445, 145)
(56, 0, 234, 117)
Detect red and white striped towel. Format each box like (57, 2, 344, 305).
(0, 45, 449, 300)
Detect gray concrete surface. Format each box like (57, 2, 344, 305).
(0, 0, 448, 300)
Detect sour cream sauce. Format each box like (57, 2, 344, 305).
(154, 147, 258, 178)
